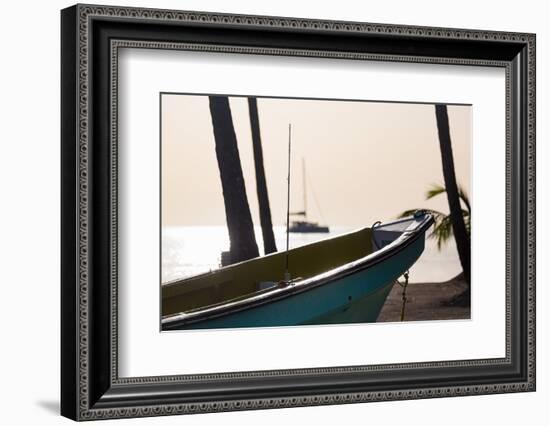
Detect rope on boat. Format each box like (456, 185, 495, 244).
(371, 220, 382, 250)
(396, 270, 410, 321)
(373, 220, 411, 320)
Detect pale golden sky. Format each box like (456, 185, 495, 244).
(161, 94, 471, 227)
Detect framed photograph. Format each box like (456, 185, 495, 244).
(61, 4, 536, 420)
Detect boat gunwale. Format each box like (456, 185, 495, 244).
(162, 213, 434, 329)
(161, 224, 376, 289)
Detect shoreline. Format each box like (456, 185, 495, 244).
(377, 275, 470, 322)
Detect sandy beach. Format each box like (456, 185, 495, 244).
(377, 275, 470, 322)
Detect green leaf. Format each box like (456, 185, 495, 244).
(399, 183, 471, 251)
(425, 183, 447, 200)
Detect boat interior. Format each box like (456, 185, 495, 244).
(162, 226, 375, 317)
(161, 215, 423, 317)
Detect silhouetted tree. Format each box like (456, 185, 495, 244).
(399, 183, 471, 249)
(209, 96, 259, 263)
(248, 97, 277, 255)
(435, 104, 471, 299)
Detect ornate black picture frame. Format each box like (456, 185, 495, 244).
(61, 3, 535, 421)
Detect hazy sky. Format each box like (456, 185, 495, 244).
(161, 94, 471, 228)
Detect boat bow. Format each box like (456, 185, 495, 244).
(162, 212, 433, 330)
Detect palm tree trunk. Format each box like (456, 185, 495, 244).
(248, 97, 277, 255)
(209, 96, 259, 263)
(435, 104, 471, 288)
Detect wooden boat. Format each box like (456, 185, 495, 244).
(162, 212, 433, 330)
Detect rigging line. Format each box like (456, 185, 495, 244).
(284, 123, 292, 282)
(301, 157, 307, 219)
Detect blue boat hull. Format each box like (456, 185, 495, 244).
(171, 234, 425, 330)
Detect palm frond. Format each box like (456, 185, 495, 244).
(397, 208, 446, 220)
(398, 184, 470, 251)
(458, 184, 471, 214)
(397, 209, 420, 218)
(429, 213, 453, 249)
(425, 183, 447, 200)
(426, 182, 471, 214)
(463, 208, 471, 235)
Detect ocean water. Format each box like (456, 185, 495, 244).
(161, 225, 462, 284)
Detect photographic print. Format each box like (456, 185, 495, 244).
(160, 94, 472, 331)
(61, 6, 535, 418)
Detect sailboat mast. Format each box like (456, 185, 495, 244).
(302, 158, 307, 220)
(284, 124, 292, 282)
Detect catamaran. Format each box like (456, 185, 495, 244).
(289, 158, 329, 233)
